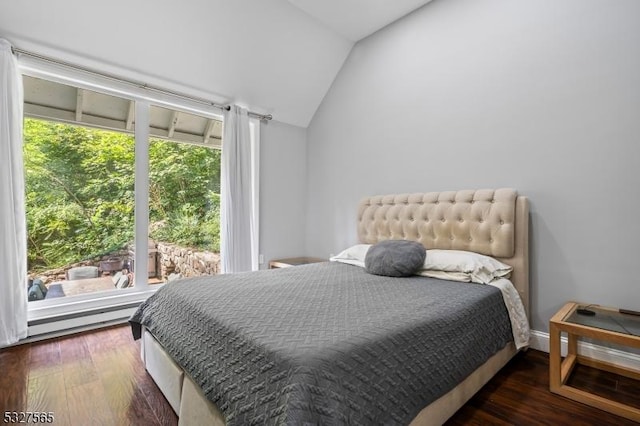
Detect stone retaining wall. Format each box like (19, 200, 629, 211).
(32, 242, 221, 285)
(157, 242, 221, 279)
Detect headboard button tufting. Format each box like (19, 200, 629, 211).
(358, 188, 517, 258)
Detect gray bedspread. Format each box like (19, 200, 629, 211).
(130, 262, 512, 425)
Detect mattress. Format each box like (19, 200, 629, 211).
(130, 262, 513, 425)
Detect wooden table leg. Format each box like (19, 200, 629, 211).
(549, 322, 562, 392)
(560, 333, 578, 384)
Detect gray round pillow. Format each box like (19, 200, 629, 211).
(364, 240, 426, 277)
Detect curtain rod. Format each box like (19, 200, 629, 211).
(11, 47, 273, 121)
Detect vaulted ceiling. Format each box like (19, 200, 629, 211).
(287, 0, 432, 42)
(0, 0, 431, 127)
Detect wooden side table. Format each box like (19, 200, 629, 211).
(269, 257, 326, 269)
(549, 301, 640, 422)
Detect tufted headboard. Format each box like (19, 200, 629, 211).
(357, 189, 529, 318)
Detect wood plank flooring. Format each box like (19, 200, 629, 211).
(446, 349, 639, 425)
(1, 325, 638, 425)
(0, 326, 176, 426)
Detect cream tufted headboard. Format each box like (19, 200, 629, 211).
(357, 189, 529, 318)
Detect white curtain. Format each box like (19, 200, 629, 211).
(220, 106, 260, 273)
(0, 39, 27, 346)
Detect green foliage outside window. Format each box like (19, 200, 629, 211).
(24, 118, 221, 273)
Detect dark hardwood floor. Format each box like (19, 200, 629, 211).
(446, 349, 639, 425)
(0, 326, 177, 426)
(0, 325, 637, 425)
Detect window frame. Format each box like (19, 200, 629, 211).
(20, 55, 225, 323)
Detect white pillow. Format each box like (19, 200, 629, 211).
(329, 244, 371, 268)
(417, 270, 472, 282)
(331, 245, 511, 284)
(417, 249, 512, 284)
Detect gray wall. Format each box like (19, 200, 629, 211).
(260, 120, 308, 267)
(305, 0, 640, 331)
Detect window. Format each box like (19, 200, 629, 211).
(147, 106, 223, 280)
(20, 65, 224, 315)
(24, 77, 137, 302)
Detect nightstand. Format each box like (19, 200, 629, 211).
(269, 257, 326, 269)
(549, 301, 640, 422)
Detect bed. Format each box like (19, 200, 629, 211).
(130, 188, 530, 425)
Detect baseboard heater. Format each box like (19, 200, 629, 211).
(25, 303, 140, 343)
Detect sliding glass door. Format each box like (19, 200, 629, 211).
(23, 74, 225, 307)
(24, 76, 137, 302)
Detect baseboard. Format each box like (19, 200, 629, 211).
(529, 329, 640, 371)
(19, 318, 130, 346)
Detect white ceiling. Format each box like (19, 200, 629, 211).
(0, 0, 431, 127)
(287, 0, 433, 41)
